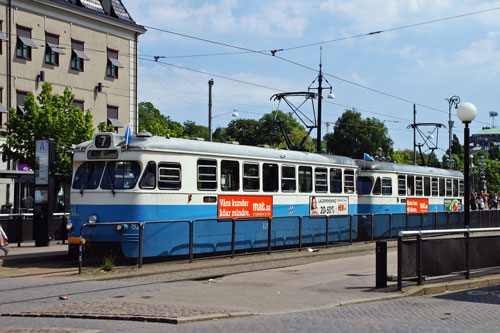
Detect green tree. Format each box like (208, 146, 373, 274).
(183, 120, 208, 140)
(258, 110, 310, 149)
(325, 109, 393, 158)
(1, 83, 94, 181)
(488, 142, 500, 160)
(391, 150, 414, 164)
(485, 159, 500, 192)
(138, 102, 184, 137)
(223, 118, 260, 145)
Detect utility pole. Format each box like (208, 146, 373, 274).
(208, 79, 214, 142)
(446, 96, 460, 166)
(413, 104, 416, 165)
(308, 47, 334, 153)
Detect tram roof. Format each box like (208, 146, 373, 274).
(355, 160, 463, 177)
(77, 133, 357, 166)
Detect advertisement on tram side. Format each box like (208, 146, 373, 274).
(445, 199, 462, 212)
(218, 195, 273, 218)
(406, 198, 429, 214)
(310, 196, 349, 215)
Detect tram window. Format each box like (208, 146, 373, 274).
(407, 176, 415, 196)
(372, 177, 381, 195)
(198, 159, 217, 190)
(382, 178, 392, 195)
(446, 179, 452, 196)
(459, 180, 464, 196)
(453, 179, 459, 197)
(281, 165, 296, 192)
(221, 160, 239, 191)
(315, 168, 328, 193)
(101, 161, 141, 189)
(424, 177, 431, 196)
(72, 161, 105, 190)
(431, 177, 439, 196)
(439, 178, 445, 196)
(344, 169, 355, 193)
(398, 175, 406, 196)
(357, 176, 373, 195)
(330, 168, 342, 193)
(263, 163, 278, 192)
(415, 176, 423, 196)
(158, 162, 181, 190)
(243, 163, 259, 191)
(139, 161, 156, 189)
(298, 166, 312, 193)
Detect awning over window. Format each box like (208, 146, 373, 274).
(47, 42, 65, 54)
(108, 118, 123, 128)
(0, 32, 8, 41)
(73, 49, 90, 60)
(0, 103, 8, 113)
(19, 36, 39, 49)
(108, 57, 124, 68)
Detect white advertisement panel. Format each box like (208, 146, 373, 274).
(310, 196, 349, 215)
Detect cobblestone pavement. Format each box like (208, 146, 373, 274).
(2, 287, 500, 332)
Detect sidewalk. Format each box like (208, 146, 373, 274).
(2, 242, 500, 325)
(0, 242, 68, 266)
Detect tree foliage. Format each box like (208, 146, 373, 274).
(138, 102, 184, 137)
(1, 83, 94, 181)
(325, 109, 393, 158)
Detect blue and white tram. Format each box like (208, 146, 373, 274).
(67, 132, 359, 257)
(356, 160, 464, 214)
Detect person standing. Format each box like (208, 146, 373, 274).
(0, 224, 8, 256)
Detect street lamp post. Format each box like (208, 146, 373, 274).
(457, 102, 478, 228)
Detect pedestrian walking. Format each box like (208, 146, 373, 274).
(0, 224, 8, 256)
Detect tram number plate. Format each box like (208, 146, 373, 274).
(130, 224, 139, 230)
(262, 222, 268, 230)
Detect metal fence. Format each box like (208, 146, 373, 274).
(73, 210, 500, 272)
(0, 213, 69, 246)
(79, 215, 355, 272)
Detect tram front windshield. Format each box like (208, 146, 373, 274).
(72, 161, 141, 190)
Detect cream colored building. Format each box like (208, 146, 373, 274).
(0, 0, 145, 209)
(0, 0, 145, 135)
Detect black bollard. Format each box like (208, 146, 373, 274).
(376, 240, 387, 288)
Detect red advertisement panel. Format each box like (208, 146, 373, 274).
(406, 198, 429, 214)
(218, 195, 273, 218)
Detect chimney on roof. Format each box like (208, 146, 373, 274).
(101, 0, 112, 15)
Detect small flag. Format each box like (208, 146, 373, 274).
(364, 153, 375, 161)
(489, 111, 498, 117)
(124, 124, 132, 149)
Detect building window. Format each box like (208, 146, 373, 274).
(45, 33, 64, 66)
(16, 26, 38, 60)
(0, 21, 5, 54)
(106, 48, 123, 78)
(16, 90, 28, 115)
(107, 105, 122, 132)
(0, 87, 5, 126)
(71, 40, 88, 71)
(73, 100, 84, 111)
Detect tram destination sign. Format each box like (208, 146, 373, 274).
(218, 195, 273, 218)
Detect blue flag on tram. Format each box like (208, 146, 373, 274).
(364, 153, 375, 161)
(124, 124, 132, 148)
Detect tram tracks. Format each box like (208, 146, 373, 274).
(0, 241, 392, 305)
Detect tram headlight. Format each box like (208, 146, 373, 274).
(66, 221, 73, 231)
(88, 215, 98, 224)
(116, 224, 128, 233)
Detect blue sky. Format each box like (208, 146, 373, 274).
(122, 0, 500, 156)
